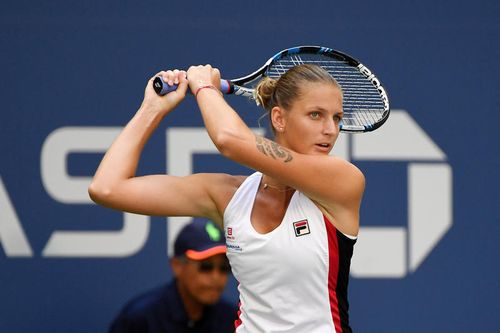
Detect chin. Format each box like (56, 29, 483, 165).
(311, 148, 332, 155)
(199, 293, 223, 305)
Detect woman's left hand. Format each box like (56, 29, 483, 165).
(141, 69, 188, 117)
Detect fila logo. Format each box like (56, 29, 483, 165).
(293, 220, 310, 237)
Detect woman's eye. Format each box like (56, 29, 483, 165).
(310, 112, 320, 119)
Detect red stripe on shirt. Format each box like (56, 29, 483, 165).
(234, 300, 243, 332)
(324, 215, 343, 333)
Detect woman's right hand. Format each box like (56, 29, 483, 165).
(140, 69, 189, 116)
(187, 65, 221, 95)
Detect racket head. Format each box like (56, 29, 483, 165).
(231, 46, 390, 133)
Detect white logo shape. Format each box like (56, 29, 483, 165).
(334, 110, 453, 278)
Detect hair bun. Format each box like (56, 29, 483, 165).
(254, 77, 278, 110)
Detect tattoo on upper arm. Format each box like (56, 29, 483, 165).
(255, 135, 293, 163)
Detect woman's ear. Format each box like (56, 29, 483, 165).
(271, 106, 286, 132)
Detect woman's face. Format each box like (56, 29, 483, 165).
(276, 82, 343, 155)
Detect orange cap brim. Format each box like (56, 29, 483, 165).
(185, 245, 227, 260)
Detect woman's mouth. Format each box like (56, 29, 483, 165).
(315, 143, 331, 152)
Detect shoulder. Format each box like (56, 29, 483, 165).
(308, 158, 365, 236)
(215, 173, 255, 201)
(326, 156, 365, 195)
(190, 173, 245, 190)
(113, 284, 169, 320)
(109, 285, 170, 333)
(198, 173, 249, 220)
(209, 173, 247, 184)
(329, 155, 365, 176)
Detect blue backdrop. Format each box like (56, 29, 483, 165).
(1, 1, 499, 332)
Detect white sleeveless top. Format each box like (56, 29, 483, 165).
(224, 172, 356, 333)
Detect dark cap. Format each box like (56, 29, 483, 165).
(174, 220, 226, 260)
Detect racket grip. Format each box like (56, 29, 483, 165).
(153, 76, 232, 96)
(153, 77, 178, 95)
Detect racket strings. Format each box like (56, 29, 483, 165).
(267, 54, 386, 128)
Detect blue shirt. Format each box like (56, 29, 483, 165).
(109, 280, 237, 333)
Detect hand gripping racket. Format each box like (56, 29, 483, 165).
(153, 46, 390, 133)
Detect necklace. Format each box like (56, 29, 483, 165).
(261, 179, 294, 192)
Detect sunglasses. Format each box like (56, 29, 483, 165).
(188, 259, 232, 274)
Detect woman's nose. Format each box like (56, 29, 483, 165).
(323, 118, 337, 135)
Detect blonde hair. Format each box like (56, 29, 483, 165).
(254, 64, 341, 133)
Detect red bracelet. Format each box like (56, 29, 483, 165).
(194, 85, 221, 98)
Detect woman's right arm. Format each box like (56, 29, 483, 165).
(88, 70, 227, 224)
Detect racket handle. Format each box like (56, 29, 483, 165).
(153, 76, 232, 96)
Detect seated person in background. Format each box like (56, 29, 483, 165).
(109, 220, 237, 333)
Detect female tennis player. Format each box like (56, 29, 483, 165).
(89, 64, 364, 332)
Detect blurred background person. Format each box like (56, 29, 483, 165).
(109, 219, 237, 333)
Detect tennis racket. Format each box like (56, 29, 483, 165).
(153, 46, 390, 133)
